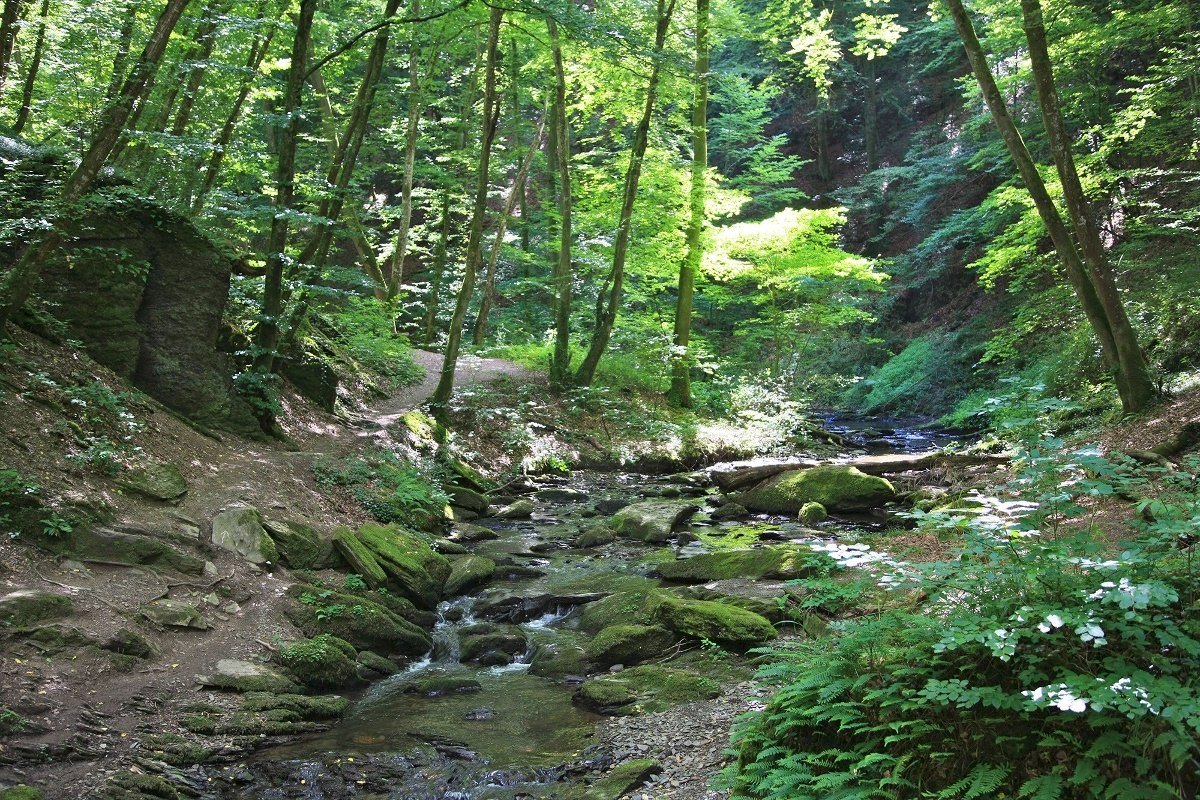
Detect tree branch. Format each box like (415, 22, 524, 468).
(306, 0, 473, 78)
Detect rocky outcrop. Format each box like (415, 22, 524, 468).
(610, 500, 700, 543)
(737, 465, 896, 513)
(211, 506, 278, 566)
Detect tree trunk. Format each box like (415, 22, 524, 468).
(667, 0, 709, 409)
(385, 0, 422, 300)
(168, 5, 223, 137)
(422, 184, 452, 344)
(944, 0, 1127, 396)
(0, 0, 193, 333)
(864, 58, 878, 171)
(574, 0, 679, 387)
(431, 5, 503, 410)
(106, 5, 139, 101)
(251, 0, 317, 375)
(192, 6, 276, 212)
(815, 98, 832, 182)
(0, 0, 29, 92)
(11, 0, 48, 133)
(547, 16, 573, 388)
(473, 115, 546, 345)
(1019, 0, 1155, 413)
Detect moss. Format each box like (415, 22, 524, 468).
(0, 786, 43, 800)
(648, 594, 777, 650)
(265, 520, 330, 570)
(738, 466, 895, 513)
(693, 525, 763, 551)
(137, 733, 214, 766)
(180, 713, 219, 734)
(459, 626, 526, 663)
(241, 692, 349, 720)
(799, 501, 828, 523)
(577, 525, 616, 548)
(656, 547, 825, 583)
(0, 590, 74, 629)
(580, 759, 662, 800)
(585, 624, 678, 668)
(277, 635, 362, 689)
(116, 462, 187, 501)
(332, 527, 388, 588)
(101, 771, 180, 800)
(576, 592, 655, 634)
(0, 706, 28, 735)
(401, 410, 443, 443)
(529, 642, 590, 678)
(217, 708, 318, 736)
(20, 623, 96, 653)
(444, 555, 496, 596)
(356, 649, 401, 675)
(357, 523, 450, 609)
(576, 665, 721, 715)
(406, 675, 482, 696)
(285, 584, 432, 658)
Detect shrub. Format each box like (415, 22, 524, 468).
(312, 448, 449, 526)
(727, 447, 1200, 800)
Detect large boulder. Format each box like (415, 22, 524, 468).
(284, 584, 431, 658)
(117, 461, 188, 501)
(610, 500, 700, 543)
(648, 593, 776, 649)
(139, 599, 207, 630)
(574, 665, 720, 716)
(211, 506, 278, 566)
(738, 465, 895, 513)
(33, 526, 205, 575)
(263, 519, 333, 570)
(585, 624, 678, 668)
(655, 547, 824, 583)
(198, 659, 300, 693)
(357, 523, 450, 609)
(0, 590, 73, 629)
(444, 555, 496, 596)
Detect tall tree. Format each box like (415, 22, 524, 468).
(945, 0, 1154, 414)
(667, 0, 709, 408)
(0, 0, 194, 333)
(10, 0, 49, 133)
(251, 0, 318, 377)
(431, 5, 503, 410)
(384, 0, 422, 301)
(574, 0, 679, 387)
(547, 14, 573, 388)
(0, 0, 28, 92)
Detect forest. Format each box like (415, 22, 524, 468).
(0, 0, 1197, 797)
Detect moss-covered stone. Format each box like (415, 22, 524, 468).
(332, 527, 388, 588)
(198, 659, 301, 694)
(576, 759, 662, 800)
(459, 624, 526, 663)
(1, 706, 28, 735)
(356, 649, 401, 675)
(240, 691, 349, 720)
(34, 527, 205, 575)
(277, 635, 362, 689)
(357, 523, 450, 609)
(576, 592, 655, 634)
(610, 500, 700, 543)
(102, 627, 157, 659)
(137, 732, 214, 766)
(407, 675, 482, 696)
(211, 506, 279, 566)
(799, 501, 828, 523)
(0, 785, 43, 800)
(139, 598, 207, 630)
(20, 623, 96, 653)
(264, 519, 331, 570)
(648, 594, 776, 649)
(528, 641, 589, 679)
(447, 485, 489, 514)
(655, 547, 823, 583)
(447, 522, 499, 543)
(577, 525, 617, 548)
(493, 498, 534, 519)
(402, 410, 443, 443)
(585, 624, 679, 668)
(101, 770, 181, 800)
(575, 665, 721, 715)
(117, 462, 187, 501)
(739, 465, 895, 513)
(285, 584, 432, 658)
(444, 555, 496, 596)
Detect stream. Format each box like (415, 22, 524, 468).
(210, 418, 960, 799)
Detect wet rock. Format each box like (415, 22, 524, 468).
(448, 485, 490, 514)
(139, 599, 207, 630)
(0, 590, 73, 628)
(595, 498, 630, 515)
(433, 539, 470, 555)
(444, 555, 497, 596)
(585, 624, 679, 669)
(610, 500, 700, 543)
(738, 465, 895, 513)
(494, 499, 535, 519)
(211, 506, 278, 566)
(278, 635, 363, 689)
(799, 501, 828, 523)
(407, 675, 482, 696)
(647, 593, 776, 649)
(459, 623, 527, 663)
(577, 525, 617, 548)
(356, 650, 401, 676)
(263, 519, 331, 570)
(332, 526, 388, 588)
(710, 502, 749, 520)
(529, 641, 590, 679)
(284, 584, 431, 658)
(655, 546, 824, 583)
(117, 461, 188, 501)
(357, 523, 450, 609)
(447, 522, 500, 543)
(575, 665, 720, 716)
(464, 707, 495, 721)
(198, 659, 301, 694)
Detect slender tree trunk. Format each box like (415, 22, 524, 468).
(815, 98, 832, 182)
(385, 0, 422, 299)
(547, 16, 573, 388)
(422, 184, 452, 344)
(192, 7, 276, 212)
(574, 0, 679, 387)
(473, 115, 546, 345)
(0, 0, 29, 92)
(431, 6, 503, 410)
(0, 0, 193, 333)
(1019, 0, 1155, 412)
(107, 6, 139, 100)
(864, 58, 878, 171)
(168, 7, 222, 137)
(668, 0, 709, 409)
(251, 0, 317, 376)
(11, 0, 48, 133)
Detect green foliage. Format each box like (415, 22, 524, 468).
(847, 332, 969, 417)
(727, 447, 1200, 800)
(342, 574, 368, 593)
(322, 301, 424, 387)
(312, 448, 449, 526)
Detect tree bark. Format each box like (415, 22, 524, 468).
(431, 5, 503, 410)
(385, 0, 422, 300)
(422, 184, 452, 344)
(251, 0, 317, 375)
(574, 0, 679, 387)
(11, 0, 48, 133)
(0, 0, 193, 332)
(0, 0, 29, 92)
(1019, 0, 1155, 413)
(472, 115, 546, 345)
(547, 16, 573, 388)
(106, 5, 139, 101)
(668, 0, 709, 409)
(944, 0, 1127, 396)
(168, 4, 223, 137)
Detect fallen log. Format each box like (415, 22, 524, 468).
(710, 459, 819, 493)
(711, 451, 1010, 492)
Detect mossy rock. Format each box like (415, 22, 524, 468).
(447, 485, 489, 514)
(0, 592, 73, 628)
(357, 523, 450, 609)
(585, 624, 678, 668)
(357, 649, 401, 676)
(264, 519, 332, 570)
(117, 462, 187, 501)
(444, 555, 496, 596)
(528, 641, 589, 679)
(648, 594, 776, 650)
(1, 706, 28, 735)
(101, 771, 181, 800)
(493, 499, 534, 519)
(459, 624, 526, 663)
(401, 410, 444, 443)
(445, 456, 493, 492)
(102, 627, 158, 659)
(799, 501, 828, 524)
(738, 466, 895, 513)
(433, 539, 470, 555)
(285, 584, 432, 658)
(406, 675, 482, 696)
(610, 500, 700, 543)
(332, 527, 387, 588)
(575, 665, 721, 715)
(198, 659, 302, 694)
(217, 708, 319, 736)
(576, 758, 662, 800)
(139, 598, 207, 630)
(34, 527, 205, 575)
(447, 522, 499, 543)
(137, 732, 214, 766)
(277, 634, 362, 689)
(577, 525, 617, 548)
(676, 582, 798, 624)
(211, 506, 279, 566)
(20, 623, 97, 654)
(576, 591, 657, 635)
(240, 692, 349, 720)
(655, 547, 824, 583)
(0, 787, 42, 800)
